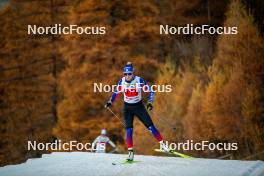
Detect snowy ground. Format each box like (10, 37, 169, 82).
(0, 152, 264, 176)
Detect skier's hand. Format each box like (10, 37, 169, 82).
(105, 101, 112, 108)
(146, 102, 153, 111)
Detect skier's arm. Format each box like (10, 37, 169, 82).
(92, 136, 99, 152)
(139, 77, 154, 103)
(110, 79, 123, 103)
(108, 139, 116, 148)
(107, 138, 118, 153)
(93, 136, 99, 145)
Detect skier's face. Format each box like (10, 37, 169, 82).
(124, 72, 133, 81)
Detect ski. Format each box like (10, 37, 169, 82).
(112, 160, 141, 165)
(154, 149, 193, 159)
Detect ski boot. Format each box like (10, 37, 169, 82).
(126, 149, 134, 162)
(160, 141, 173, 153)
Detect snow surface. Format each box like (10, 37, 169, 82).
(0, 152, 264, 176)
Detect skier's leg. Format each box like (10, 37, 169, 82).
(126, 128, 134, 161)
(124, 107, 134, 149)
(124, 106, 134, 161)
(134, 104, 163, 142)
(146, 124, 171, 152)
(126, 128, 133, 150)
(148, 125, 163, 142)
(142, 118, 171, 152)
(136, 108, 172, 152)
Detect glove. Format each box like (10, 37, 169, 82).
(146, 102, 153, 111)
(105, 101, 112, 108)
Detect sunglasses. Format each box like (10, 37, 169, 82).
(124, 73, 133, 76)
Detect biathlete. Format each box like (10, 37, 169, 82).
(105, 62, 170, 161)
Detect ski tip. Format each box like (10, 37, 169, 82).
(154, 149, 193, 159)
(122, 160, 141, 164)
(154, 149, 163, 152)
(112, 160, 141, 165)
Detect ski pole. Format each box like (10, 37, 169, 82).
(106, 107, 126, 127)
(151, 111, 176, 131)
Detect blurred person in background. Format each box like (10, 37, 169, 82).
(92, 129, 117, 153)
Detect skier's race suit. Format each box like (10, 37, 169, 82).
(92, 134, 116, 153)
(110, 76, 163, 150)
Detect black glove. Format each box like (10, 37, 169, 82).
(105, 101, 112, 108)
(146, 102, 153, 111)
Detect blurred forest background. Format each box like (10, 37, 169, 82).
(0, 0, 264, 166)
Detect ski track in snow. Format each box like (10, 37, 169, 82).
(0, 152, 264, 176)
